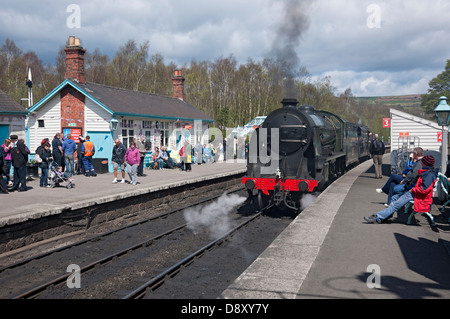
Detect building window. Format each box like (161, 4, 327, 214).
(128, 129, 134, 146)
(144, 130, 152, 149)
(38, 120, 45, 128)
(121, 119, 134, 128)
(122, 129, 128, 148)
(161, 122, 169, 147)
(143, 121, 152, 129)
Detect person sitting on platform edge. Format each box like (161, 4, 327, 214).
(160, 146, 175, 168)
(376, 147, 423, 206)
(81, 136, 97, 177)
(153, 147, 165, 170)
(364, 155, 437, 224)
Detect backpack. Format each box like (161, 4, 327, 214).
(35, 145, 43, 163)
(371, 139, 383, 154)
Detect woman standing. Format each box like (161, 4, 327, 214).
(124, 141, 140, 186)
(52, 133, 63, 167)
(38, 143, 53, 188)
(1, 139, 12, 186)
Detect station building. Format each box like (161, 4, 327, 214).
(0, 89, 27, 143)
(26, 36, 213, 172)
(389, 108, 442, 152)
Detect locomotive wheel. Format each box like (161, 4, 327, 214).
(257, 190, 270, 211)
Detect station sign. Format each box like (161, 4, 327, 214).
(63, 127, 83, 143)
(383, 118, 390, 128)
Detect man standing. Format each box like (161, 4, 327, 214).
(76, 136, 85, 175)
(370, 134, 385, 179)
(111, 139, 127, 183)
(62, 134, 77, 177)
(81, 136, 97, 177)
(10, 138, 30, 192)
(135, 136, 147, 176)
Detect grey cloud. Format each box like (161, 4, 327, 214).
(1, 0, 449, 97)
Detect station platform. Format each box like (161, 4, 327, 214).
(0, 162, 246, 228)
(221, 155, 450, 299)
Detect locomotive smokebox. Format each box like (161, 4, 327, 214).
(281, 98, 299, 108)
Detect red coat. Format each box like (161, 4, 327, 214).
(411, 170, 437, 213)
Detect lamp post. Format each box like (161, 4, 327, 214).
(434, 96, 450, 173)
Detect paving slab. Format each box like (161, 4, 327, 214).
(0, 162, 246, 227)
(221, 155, 450, 299)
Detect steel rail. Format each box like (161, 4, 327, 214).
(12, 223, 188, 299)
(11, 188, 246, 299)
(122, 205, 272, 299)
(0, 187, 243, 273)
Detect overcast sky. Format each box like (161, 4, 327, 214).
(1, 0, 449, 97)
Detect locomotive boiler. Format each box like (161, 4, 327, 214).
(243, 98, 370, 211)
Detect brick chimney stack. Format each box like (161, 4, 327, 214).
(64, 36, 86, 84)
(172, 69, 186, 101)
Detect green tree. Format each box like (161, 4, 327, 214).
(422, 59, 450, 115)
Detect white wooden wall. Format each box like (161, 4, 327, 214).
(390, 108, 442, 152)
(27, 94, 61, 152)
(85, 98, 111, 132)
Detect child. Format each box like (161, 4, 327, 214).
(56, 166, 73, 181)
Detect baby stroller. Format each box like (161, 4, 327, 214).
(49, 161, 75, 189)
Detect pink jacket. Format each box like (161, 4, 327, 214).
(1, 144, 12, 161)
(125, 147, 141, 165)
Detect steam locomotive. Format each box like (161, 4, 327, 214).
(243, 98, 370, 211)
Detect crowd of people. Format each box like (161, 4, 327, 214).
(364, 142, 447, 225)
(0, 133, 224, 194)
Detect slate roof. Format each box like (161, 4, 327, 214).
(0, 89, 28, 114)
(29, 80, 213, 123)
(80, 82, 213, 122)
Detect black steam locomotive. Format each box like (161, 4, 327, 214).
(243, 98, 370, 211)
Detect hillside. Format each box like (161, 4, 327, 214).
(355, 94, 431, 120)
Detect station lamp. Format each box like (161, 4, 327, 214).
(434, 96, 450, 173)
(434, 96, 450, 127)
(110, 117, 119, 130)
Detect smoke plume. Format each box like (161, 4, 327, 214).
(183, 193, 247, 239)
(269, 0, 315, 98)
(300, 193, 317, 210)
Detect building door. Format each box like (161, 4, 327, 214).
(87, 131, 113, 172)
(0, 125, 9, 143)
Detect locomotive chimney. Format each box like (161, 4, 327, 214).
(281, 98, 299, 108)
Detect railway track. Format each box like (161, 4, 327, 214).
(0, 188, 292, 299)
(123, 208, 268, 299)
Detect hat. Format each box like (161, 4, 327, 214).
(422, 155, 435, 168)
(9, 135, 18, 140)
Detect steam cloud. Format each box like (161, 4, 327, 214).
(269, 0, 315, 98)
(183, 193, 247, 239)
(300, 193, 317, 210)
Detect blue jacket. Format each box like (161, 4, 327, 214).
(62, 139, 77, 155)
